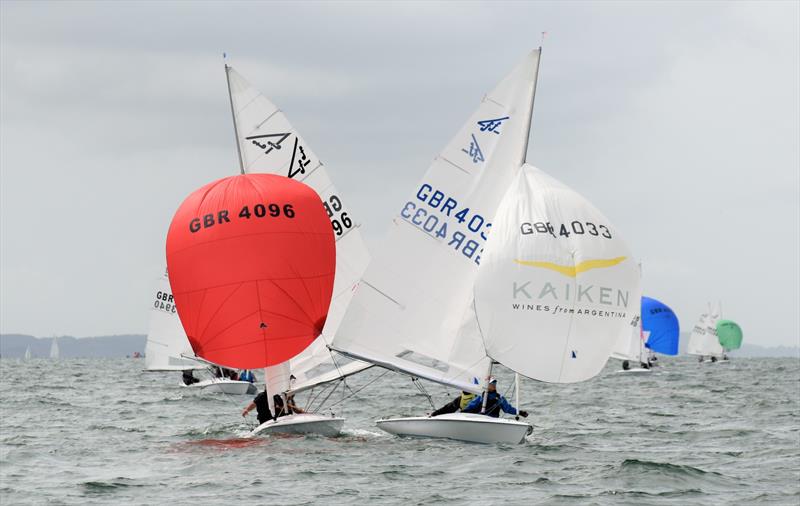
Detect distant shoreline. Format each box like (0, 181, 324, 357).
(1, 333, 798, 359)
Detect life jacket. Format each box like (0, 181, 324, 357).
(459, 392, 476, 410)
(482, 392, 504, 418)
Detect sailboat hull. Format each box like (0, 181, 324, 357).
(615, 367, 653, 374)
(181, 378, 256, 395)
(376, 413, 532, 444)
(250, 413, 344, 438)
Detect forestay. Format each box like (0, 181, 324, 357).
(226, 67, 372, 389)
(332, 50, 541, 393)
(144, 268, 205, 371)
(474, 165, 641, 383)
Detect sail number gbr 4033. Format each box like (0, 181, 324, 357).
(520, 220, 613, 239)
(400, 183, 490, 265)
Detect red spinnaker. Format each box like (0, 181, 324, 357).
(166, 174, 335, 369)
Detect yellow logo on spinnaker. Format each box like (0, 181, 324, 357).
(513, 257, 627, 277)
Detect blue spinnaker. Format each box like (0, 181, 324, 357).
(642, 296, 680, 355)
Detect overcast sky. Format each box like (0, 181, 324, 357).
(1, 1, 798, 347)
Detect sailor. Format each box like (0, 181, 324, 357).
(239, 369, 256, 383)
(182, 369, 199, 385)
(242, 391, 305, 424)
(462, 378, 528, 418)
(622, 360, 631, 371)
(429, 378, 480, 417)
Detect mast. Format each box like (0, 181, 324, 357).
(519, 46, 542, 165)
(481, 361, 493, 414)
(224, 61, 246, 175)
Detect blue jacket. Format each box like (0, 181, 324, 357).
(463, 392, 518, 417)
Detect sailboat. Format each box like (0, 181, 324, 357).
(24, 346, 31, 360)
(49, 337, 60, 360)
(687, 302, 725, 363)
(145, 268, 256, 395)
(224, 63, 372, 435)
(716, 318, 743, 360)
(610, 315, 652, 374)
(145, 62, 371, 409)
(641, 296, 680, 365)
(331, 49, 641, 444)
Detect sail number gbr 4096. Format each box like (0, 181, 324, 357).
(188, 203, 296, 233)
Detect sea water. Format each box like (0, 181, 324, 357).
(1, 356, 798, 505)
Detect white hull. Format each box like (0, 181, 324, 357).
(615, 367, 653, 374)
(181, 378, 256, 395)
(376, 413, 532, 444)
(250, 413, 344, 438)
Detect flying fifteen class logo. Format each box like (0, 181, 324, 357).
(513, 257, 627, 277)
(477, 116, 509, 135)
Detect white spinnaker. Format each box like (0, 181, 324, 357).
(145, 269, 205, 371)
(332, 50, 541, 393)
(474, 165, 641, 383)
(226, 67, 372, 389)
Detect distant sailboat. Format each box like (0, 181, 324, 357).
(715, 303, 743, 362)
(687, 302, 724, 363)
(49, 337, 59, 360)
(611, 315, 651, 374)
(641, 296, 680, 365)
(24, 346, 31, 360)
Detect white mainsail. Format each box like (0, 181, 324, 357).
(686, 304, 724, 357)
(332, 50, 542, 393)
(144, 268, 204, 371)
(225, 66, 371, 353)
(49, 337, 59, 360)
(611, 318, 646, 363)
(474, 165, 641, 382)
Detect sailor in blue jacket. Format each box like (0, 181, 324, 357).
(462, 377, 528, 418)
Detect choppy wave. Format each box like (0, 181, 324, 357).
(0, 356, 798, 505)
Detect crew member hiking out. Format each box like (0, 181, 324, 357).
(430, 378, 480, 417)
(242, 390, 305, 424)
(462, 377, 528, 418)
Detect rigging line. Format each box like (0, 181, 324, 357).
(306, 380, 335, 413)
(483, 378, 516, 417)
(325, 370, 390, 410)
(412, 377, 436, 410)
(324, 345, 362, 402)
(315, 379, 342, 414)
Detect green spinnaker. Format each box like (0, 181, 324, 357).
(716, 320, 743, 351)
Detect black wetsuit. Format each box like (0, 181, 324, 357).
(253, 392, 286, 424)
(182, 370, 199, 385)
